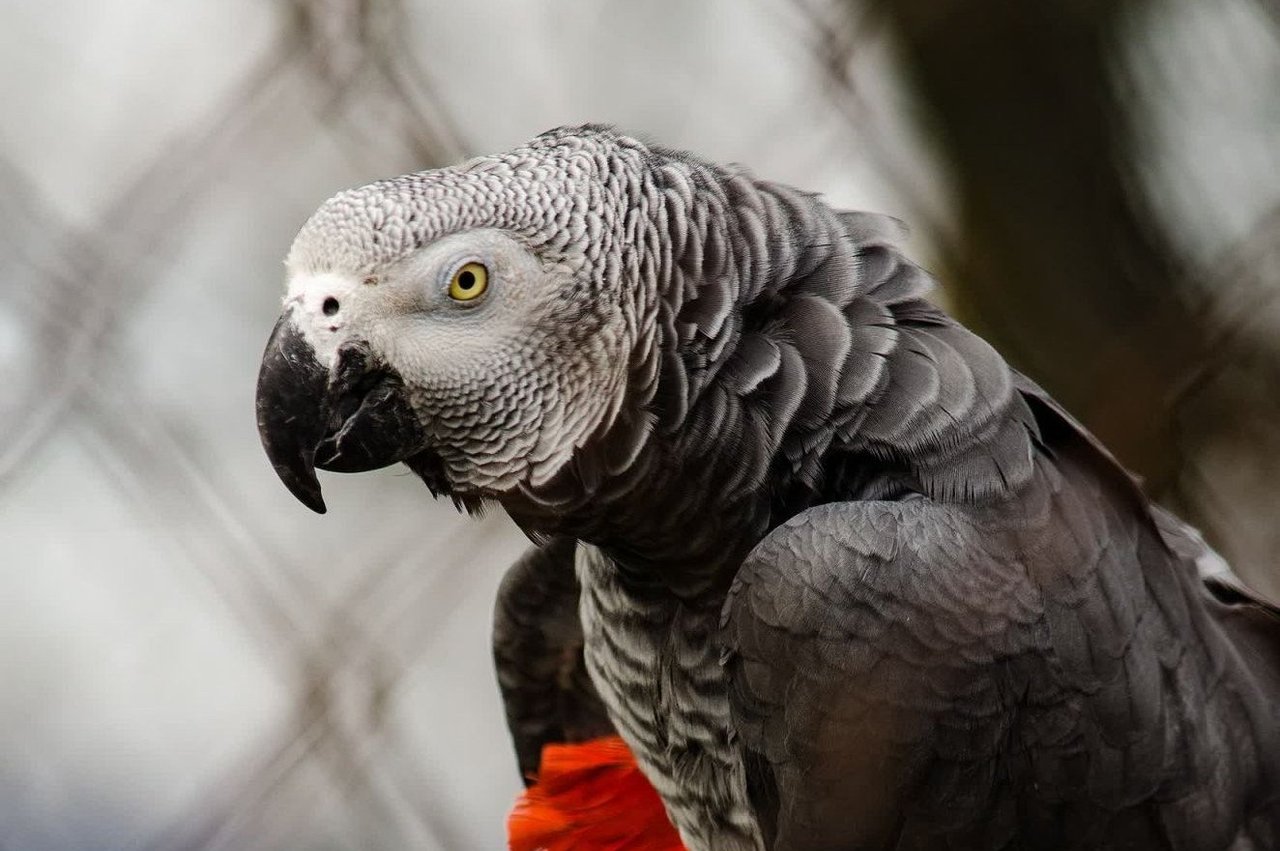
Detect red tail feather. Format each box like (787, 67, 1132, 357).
(508, 736, 688, 851)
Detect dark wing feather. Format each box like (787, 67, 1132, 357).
(723, 499, 1038, 850)
(722, 411, 1280, 849)
(492, 537, 613, 783)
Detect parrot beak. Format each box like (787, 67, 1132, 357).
(255, 312, 428, 514)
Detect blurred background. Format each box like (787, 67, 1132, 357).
(2, 0, 1278, 848)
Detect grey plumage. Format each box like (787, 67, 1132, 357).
(257, 125, 1280, 850)
(579, 541, 762, 848)
(491, 536, 612, 782)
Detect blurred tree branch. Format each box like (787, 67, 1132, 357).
(847, 0, 1280, 592)
(867, 0, 1200, 487)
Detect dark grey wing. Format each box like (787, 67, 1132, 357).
(723, 419, 1280, 849)
(1014, 369, 1280, 653)
(492, 536, 613, 783)
(722, 499, 1039, 850)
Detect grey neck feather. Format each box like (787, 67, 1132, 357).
(504, 151, 1039, 599)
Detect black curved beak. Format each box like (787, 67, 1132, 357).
(255, 313, 427, 514)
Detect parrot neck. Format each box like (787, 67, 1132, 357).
(506, 167, 1040, 599)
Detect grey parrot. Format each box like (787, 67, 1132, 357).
(255, 126, 1280, 850)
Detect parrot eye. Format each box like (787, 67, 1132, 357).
(448, 262, 489, 302)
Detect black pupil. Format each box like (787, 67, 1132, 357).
(458, 270, 476, 290)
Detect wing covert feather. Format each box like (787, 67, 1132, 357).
(493, 537, 614, 782)
(722, 436, 1280, 849)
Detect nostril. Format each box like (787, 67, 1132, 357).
(322, 297, 340, 317)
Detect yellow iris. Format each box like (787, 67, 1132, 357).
(448, 262, 489, 301)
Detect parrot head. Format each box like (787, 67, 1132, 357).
(256, 126, 657, 514)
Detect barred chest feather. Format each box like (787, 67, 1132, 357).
(575, 543, 764, 851)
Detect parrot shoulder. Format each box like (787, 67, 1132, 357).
(721, 497, 1037, 848)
